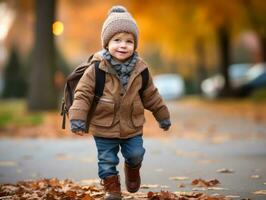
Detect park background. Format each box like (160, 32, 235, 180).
(0, 0, 266, 199)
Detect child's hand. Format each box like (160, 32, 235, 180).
(70, 120, 86, 135)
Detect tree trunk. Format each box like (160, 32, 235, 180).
(27, 0, 57, 110)
(195, 37, 207, 94)
(217, 26, 232, 97)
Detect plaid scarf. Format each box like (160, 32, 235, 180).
(102, 49, 138, 88)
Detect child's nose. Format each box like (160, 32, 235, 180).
(120, 41, 127, 47)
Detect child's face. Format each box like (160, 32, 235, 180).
(107, 32, 135, 62)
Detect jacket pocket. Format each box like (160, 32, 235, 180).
(131, 101, 145, 128)
(91, 98, 115, 127)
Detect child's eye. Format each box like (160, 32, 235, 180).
(114, 38, 120, 42)
(127, 40, 133, 44)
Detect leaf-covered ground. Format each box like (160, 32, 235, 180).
(0, 178, 230, 200)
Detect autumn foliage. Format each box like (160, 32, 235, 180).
(0, 178, 228, 200)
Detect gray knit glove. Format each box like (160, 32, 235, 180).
(70, 120, 86, 133)
(159, 119, 171, 131)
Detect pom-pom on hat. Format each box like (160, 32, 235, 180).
(101, 5, 139, 50)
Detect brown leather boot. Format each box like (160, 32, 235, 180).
(101, 175, 122, 200)
(124, 162, 141, 193)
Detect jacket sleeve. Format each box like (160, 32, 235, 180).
(142, 70, 170, 122)
(69, 65, 96, 121)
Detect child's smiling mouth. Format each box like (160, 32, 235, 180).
(116, 50, 128, 54)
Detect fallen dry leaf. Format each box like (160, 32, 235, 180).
(0, 178, 231, 200)
(0, 161, 17, 167)
(123, 191, 147, 199)
(170, 176, 189, 181)
(174, 191, 228, 199)
(191, 178, 220, 187)
(49, 177, 61, 187)
(123, 195, 134, 200)
(192, 187, 207, 191)
(251, 175, 260, 179)
(0, 178, 101, 200)
(174, 191, 203, 197)
(216, 168, 234, 173)
(81, 194, 95, 200)
(90, 191, 105, 197)
(210, 193, 230, 199)
(253, 190, 266, 195)
(147, 191, 178, 200)
(140, 184, 159, 189)
(208, 187, 228, 191)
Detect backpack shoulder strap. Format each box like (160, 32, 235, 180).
(84, 61, 105, 133)
(94, 61, 105, 99)
(139, 68, 149, 102)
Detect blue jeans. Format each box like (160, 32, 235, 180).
(93, 135, 145, 179)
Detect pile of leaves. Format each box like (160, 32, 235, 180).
(147, 191, 227, 200)
(191, 179, 220, 187)
(0, 178, 101, 200)
(147, 179, 228, 200)
(0, 178, 230, 200)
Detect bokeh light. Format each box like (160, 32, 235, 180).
(52, 21, 64, 36)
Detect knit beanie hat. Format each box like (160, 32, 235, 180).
(101, 5, 139, 50)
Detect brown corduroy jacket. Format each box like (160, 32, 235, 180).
(69, 52, 170, 139)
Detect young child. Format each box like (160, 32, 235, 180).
(69, 5, 171, 200)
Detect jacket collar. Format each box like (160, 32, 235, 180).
(91, 51, 148, 76)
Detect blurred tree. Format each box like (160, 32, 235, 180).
(195, 0, 244, 97)
(2, 45, 27, 98)
(25, 46, 70, 97)
(217, 25, 231, 96)
(242, 0, 266, 62)
(130, 0, 201, 83)
(194, 37, 207, 94)
(27, 0, 57, 110)
(131, 0, 250, 96)
(188, 5, 212, 94)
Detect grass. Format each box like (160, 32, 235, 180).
(249, 88, 266, 102)
(0, 99, 43, 129)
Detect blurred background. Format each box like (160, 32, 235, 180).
(1, 1, 266, 198)
(0, 0, 266, 136)
(1, 0, 266, 100)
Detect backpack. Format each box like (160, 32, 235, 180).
(60, 54, 149, 133)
